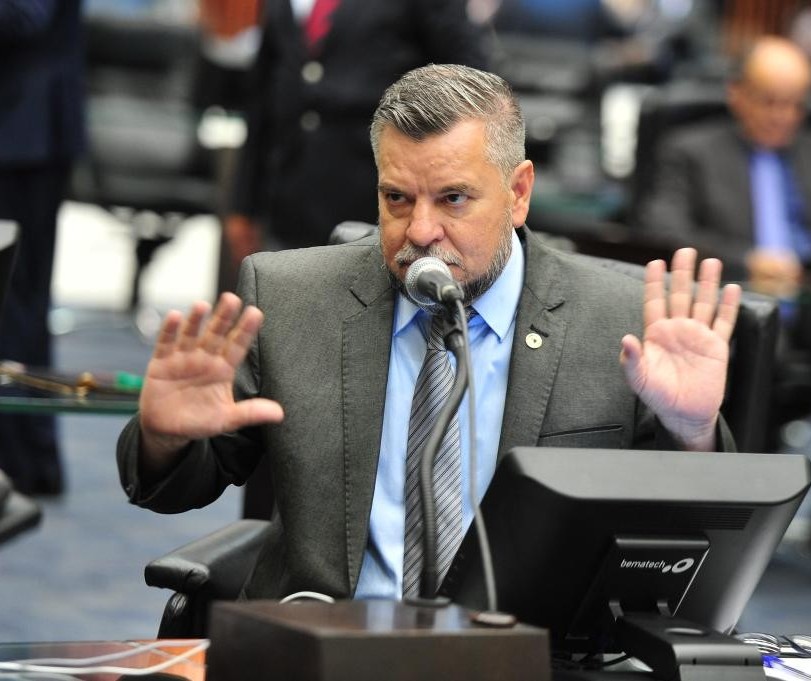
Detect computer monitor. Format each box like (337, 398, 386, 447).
(441, 447, 810, 666)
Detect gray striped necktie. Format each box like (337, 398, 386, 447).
(402, 314, 463, 598)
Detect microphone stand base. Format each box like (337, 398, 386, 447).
(207, 599, 550, 681)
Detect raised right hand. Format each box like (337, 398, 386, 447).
(139, 292, 284, 471)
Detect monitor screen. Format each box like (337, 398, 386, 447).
(440, 447, 811, 657)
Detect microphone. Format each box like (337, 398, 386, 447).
(404, 257, 463, 312)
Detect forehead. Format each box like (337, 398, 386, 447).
(744, 47, 811, 96)
(376, 119, 496, 186)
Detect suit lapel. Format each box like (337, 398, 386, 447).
(341, 245, 395, 592)
(497, 230, 569, 461)
(724, 127, 756, 242)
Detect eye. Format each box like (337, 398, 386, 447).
(384, 191, 407, 205)
(444, 192, 468, 206)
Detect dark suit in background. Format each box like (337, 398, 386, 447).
(226, 0, 488, 260)
(0, 0, 85, 494)
(638, 120, 811, 281)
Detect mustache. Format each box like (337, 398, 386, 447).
(393, 243, 465, 271)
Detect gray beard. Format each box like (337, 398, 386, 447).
(384, 215, 514, 308)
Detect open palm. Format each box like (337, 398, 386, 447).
(621, 249, 741, 450)
(139, 293, 283, 462)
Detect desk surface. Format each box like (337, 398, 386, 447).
(0, 639, 206, 681)
(0, 638, 807, 680)
(0, 364, 139, 415)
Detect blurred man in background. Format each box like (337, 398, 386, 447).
(0, 1, 86, 495)
(640, 35, 811, 297)
(222, 0, 489, 288)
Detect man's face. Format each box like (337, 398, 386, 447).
(728, 49, 811, 149)
(376, 119, 533, 297)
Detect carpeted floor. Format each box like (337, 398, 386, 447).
(0, 312, 240, 642)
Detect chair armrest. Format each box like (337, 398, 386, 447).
(145, 519, 271, 599)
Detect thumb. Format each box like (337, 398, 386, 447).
(619, 334, 644, 392)
(226, 398, 285, 431)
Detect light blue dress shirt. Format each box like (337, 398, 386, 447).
(751, 149, 811, 260)
(355, 229, 525, 599)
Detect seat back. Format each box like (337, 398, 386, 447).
(70, 12, 217, 216)
(629, 81, 729, 224)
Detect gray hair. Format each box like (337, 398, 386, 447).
(370, 64, 525, 182)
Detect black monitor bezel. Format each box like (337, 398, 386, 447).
(441, 447, 811, 655)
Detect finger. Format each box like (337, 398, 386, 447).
(223, 305, 265, 368)
(712, 283, 742, 343)
(619, 334, 645, 393)
(226, 397, 285, 431)
(153, 310, 183, 360)
(177, 301, 212, 352)
(691, 258, 722, 326)
(643, 259, 667, 328)
(668, 247, 697, 318)
(200, 292, 244, 354)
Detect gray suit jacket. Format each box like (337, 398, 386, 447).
(638, 120, 811, 281)
(118, 229, 718, 599)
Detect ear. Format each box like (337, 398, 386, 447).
(510, 160, 535, 226)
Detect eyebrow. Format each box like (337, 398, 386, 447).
(439, 183, 477, 195)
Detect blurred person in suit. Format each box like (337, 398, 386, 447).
(0, 0, 85, 495)
(222, 0, 489, 287)
(639, 36, 811, 297)
(192, 0, 263, 113)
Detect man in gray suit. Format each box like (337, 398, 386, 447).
(639, 36, 811, 295)
(118, 65, 740, 602)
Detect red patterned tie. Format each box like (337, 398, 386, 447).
(304, 0, 341, 55)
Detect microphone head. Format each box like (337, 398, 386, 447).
(404, 257, 454, 312)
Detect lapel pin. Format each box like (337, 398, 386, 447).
(525, 332, 543, 349)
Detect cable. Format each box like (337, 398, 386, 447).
(279, 591, 335, 604)
(0, 639, 209, 677)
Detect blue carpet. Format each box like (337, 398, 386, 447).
(0, 311, 240, 641)
(0, 310, 809, 642)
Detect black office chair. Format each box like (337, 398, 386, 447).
(626, 80, 728, 226)
(69, 12, 219, 312)
(144, 224, 780, 638)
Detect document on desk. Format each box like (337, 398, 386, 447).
(764, 656, 811, 679)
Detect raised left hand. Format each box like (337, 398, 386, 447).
(620, 248, 741, 451)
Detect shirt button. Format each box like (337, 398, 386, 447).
(301, 60, 324, 84)
(300, 110, 321, 132)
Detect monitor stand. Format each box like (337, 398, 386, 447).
(616, 612, 765, 680)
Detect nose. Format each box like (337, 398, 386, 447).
(405, 200, 444, 246)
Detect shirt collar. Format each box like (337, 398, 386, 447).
(393, 229, 525, 341)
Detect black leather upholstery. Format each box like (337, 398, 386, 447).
(628, 81, 728, 225)
(145, 519, 271, 638)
